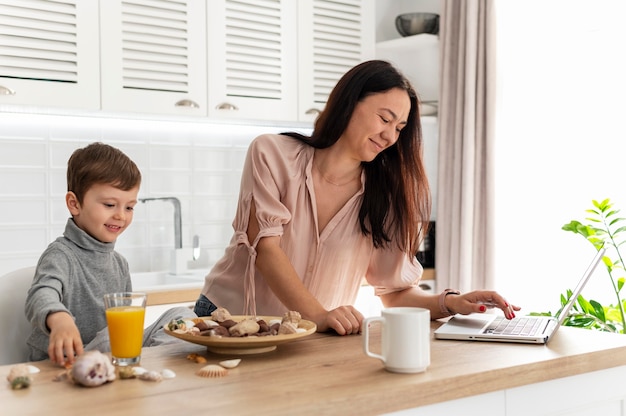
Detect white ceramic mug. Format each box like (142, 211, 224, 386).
(363, 307, 430, 373)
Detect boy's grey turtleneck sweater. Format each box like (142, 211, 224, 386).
(25, 218, 132, 361)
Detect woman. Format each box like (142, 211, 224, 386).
(195, 60, 520, 335)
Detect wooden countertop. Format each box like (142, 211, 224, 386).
(3, 322, 626, 415)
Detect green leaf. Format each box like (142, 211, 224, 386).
(589, 299, 606, 322)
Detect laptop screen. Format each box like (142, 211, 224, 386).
(555, 246, 606, 325)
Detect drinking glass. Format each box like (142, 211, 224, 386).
(103, 292, 146, 366)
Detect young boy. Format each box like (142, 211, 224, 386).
(25, 142, 194, 366)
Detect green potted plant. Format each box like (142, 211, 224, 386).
(534, 199, 626, 333)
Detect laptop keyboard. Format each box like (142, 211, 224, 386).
(484, 316, 544, 336)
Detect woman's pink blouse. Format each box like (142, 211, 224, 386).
(200, 134, 423, 316)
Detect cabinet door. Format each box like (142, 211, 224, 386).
(100, 0, 207, 116)
(297, 0, 375, 123)
(0, 0, 100, 110)
(207, 0, 298, 122)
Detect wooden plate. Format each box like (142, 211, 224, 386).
(164, 315, 317, 355)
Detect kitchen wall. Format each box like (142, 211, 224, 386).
(1, 0, 443, 278)
(0, 111, 310, 276)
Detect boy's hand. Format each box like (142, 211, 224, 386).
(46, 311, 84, 366)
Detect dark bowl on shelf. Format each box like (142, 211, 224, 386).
(395, 12, 440, 37)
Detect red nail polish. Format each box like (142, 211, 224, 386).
(479, 305, 486, 312)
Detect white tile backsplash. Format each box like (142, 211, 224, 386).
(0, 112, 309, 276)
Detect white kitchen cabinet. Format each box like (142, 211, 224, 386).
(297, 0, 375, 123)
(207, 0, 375, 123)
(0, 0, 100, 110)
(0, 0, 375, 123)
(100, 0, 207, 116)
(207, 0, 298, 122)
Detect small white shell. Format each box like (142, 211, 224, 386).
(196, 364, 228, 378)
(202, 319, 220, 328)
(268, 319, 281, 326)
(219, 359, 241, 369)
(161, 369, 176, 379)
(138, 370, 163, 382)
(26, 365, 40, 374)
(132, 366, 148, 376)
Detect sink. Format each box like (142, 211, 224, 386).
(131, 270, 207, 292)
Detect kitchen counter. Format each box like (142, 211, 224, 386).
(2, 322, 626, 415)
(131, 270, 205, 306)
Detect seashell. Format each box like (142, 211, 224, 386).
(196, 364, 228, 378)
(161, 369, 176, 379)
(7, 364, 33, 390)
(211, 307, 232, 322)
(26, 365, 40, 374)
(207, 326, 230, 338)
(70, 350, 116, 387)
(138, 370, 163, 382)
(186, 353, 207, 364)
(166, 318, 188, 331)
(257, 319, 270, 332)
(219, 359, 242, 369)
(268, 319, 281, 326)
(229, 318, 260, 336)
(118, 366, 136, 379)
(132, 366, 148, 376)
(220, 319, 237, 329)
(282, 310, 302, 325)
(194, 319, 218, 331)
(278, 321, 298, 335)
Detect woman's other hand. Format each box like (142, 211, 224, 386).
(315, 305, 364, 335)
(446, 290, 521, 320)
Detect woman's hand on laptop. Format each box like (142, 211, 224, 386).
(446, 290, 520, 320)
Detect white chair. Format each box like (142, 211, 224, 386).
(0, 266, 36, 365)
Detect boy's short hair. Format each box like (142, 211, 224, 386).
(67, 142, 142, 203)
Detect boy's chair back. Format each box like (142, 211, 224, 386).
(0, 266, 35, 365)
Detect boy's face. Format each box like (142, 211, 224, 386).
(66, 183, 139, 243)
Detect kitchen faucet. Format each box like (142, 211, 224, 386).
(138, 197, 182, 249)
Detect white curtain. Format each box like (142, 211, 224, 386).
(435, 0, 496, 293)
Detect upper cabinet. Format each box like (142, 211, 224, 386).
(207, 0, 375, 123)
(0, 0, 375, 123)
(0, 0, 100, 110)
(207, 0, 298, 121)
(297, 0, 375, 123)
(100, 0, 208, 116)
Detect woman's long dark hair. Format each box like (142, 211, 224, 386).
(283, 60, 431, 256)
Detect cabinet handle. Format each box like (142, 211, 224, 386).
(175, 99, 199, 108)
(305, 108, 321, 116)
(215, 102, 238, 111)
(0, 85, 16, 95)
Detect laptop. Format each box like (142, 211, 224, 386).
(434, 247, 606, 344)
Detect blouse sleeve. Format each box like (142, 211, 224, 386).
(233, 135, 298, 315)
(234, 134, 294, 245)
(366, 247, 423, 296)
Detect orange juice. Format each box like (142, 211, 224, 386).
(105, 306, 145, 358)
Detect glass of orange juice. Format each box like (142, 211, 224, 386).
(103, 292, 147, 366)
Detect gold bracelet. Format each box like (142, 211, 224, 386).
(439, 289, 460, 317)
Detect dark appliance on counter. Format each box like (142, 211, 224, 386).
(416, 221, 435, 268)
